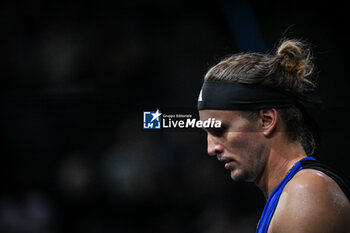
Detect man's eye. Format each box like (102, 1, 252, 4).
(207, 126, 226, 137)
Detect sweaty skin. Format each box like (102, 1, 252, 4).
(199, 109, 350, 233)
(268, 169, 350, 233)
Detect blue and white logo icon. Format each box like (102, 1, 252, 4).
(143, 109, 162, 129)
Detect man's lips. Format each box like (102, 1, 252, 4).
(224, 160, 235, 169)
(217, 156, 235, 169)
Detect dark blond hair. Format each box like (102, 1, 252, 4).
(204, 39, 317, 154)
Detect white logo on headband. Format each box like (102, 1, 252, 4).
(198, 89, 203, 102)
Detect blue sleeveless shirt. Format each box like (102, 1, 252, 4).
(256, 157, 316, 233)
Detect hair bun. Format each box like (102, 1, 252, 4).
(276, 39, 314, 91)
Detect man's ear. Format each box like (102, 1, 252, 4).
(259, 108, 278, 136)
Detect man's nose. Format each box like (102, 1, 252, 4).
(207, 134, 224, 156)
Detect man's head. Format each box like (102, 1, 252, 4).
(198, 39, 319, 182)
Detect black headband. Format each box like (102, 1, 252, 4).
(197, 81, 322, 111)
(197, 81, 323, 155)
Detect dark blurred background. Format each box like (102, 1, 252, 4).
(1, 0, 349, 233)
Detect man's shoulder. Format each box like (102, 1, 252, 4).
(281, 168, 349, 212)
(268, 169, 350, 233)
(286, 168, 346, 197)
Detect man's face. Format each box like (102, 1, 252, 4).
(199, 110, 268, 182)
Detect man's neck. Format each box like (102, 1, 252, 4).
(255, 140, 307, 199)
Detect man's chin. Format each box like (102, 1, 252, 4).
(230, 170, 251, 182)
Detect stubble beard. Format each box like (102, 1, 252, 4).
(229, 146, 267, 183)
(230, 167, 256, 182)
